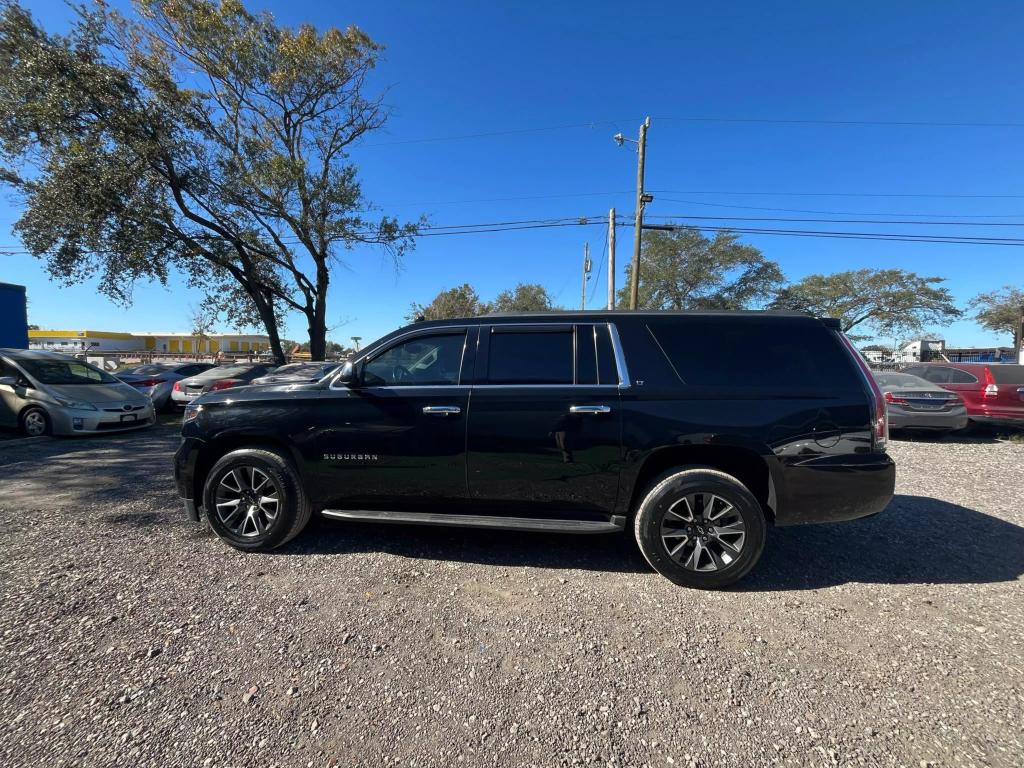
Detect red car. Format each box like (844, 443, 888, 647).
(901, 362, 1024, 428)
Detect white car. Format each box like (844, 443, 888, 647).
(0, 349, 155, 436)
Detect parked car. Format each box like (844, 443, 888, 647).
(250, 362, 340, 386)
(873, 372, 968, 433)
(117, 362, 216, 411)
(901, 362, 1024, 428)
(0, 348, 155, 436)
(170, 363, 276, 407)
(173, 311, 894, 589)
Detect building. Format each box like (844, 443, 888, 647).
(133, 332, 271, 355)
(895, 338, 945, 363)
(27, 329, 144, 353)
(28, 329, 271, 356)
(0, 282, 29, 349)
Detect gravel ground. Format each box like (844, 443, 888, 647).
(0, 426, 1022, 768)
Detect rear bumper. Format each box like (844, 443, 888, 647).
(889, 407, 969, 431)
(969, 414, 1024, 427)
(776, 453, 896, 526)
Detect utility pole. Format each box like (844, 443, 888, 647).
(580, 242, 592, 310)
(1017, 306, 1024, 363)
(607, 208, 616, 309)
(614, 117, 651, 310)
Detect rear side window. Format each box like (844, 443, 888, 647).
(990, 365, 1024, 385)
(488, 328, 573, 384)
(646, 318, 860, 393)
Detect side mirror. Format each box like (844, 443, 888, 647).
(0, 375, 16, 387)
(334, 361, 357, 387)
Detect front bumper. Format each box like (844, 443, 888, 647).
(50, 405, 156, 435)
(174, 437, 204, 521)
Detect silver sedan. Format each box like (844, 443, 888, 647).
(873, 372, 969, 433)
(0, 349, 155, 437)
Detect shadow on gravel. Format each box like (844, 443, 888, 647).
(741, 493, 1024, 591)
(268, 493, 1024, 584)
(278, 518, 650, 574)
(890, 431, 1002, 445)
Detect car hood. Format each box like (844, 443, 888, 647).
(44, 382, 149, 404)
(252, 374, 316, 384)
(192, 381, 321, 406)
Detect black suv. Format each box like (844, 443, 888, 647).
(174, 311, 894, 588)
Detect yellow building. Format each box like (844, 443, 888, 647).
(29, 330, 271, 356)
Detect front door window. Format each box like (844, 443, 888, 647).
(363, 332, 467, 387)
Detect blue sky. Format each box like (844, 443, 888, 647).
(3, 0, 1023, 347)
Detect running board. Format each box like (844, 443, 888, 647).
(320, 508, 625, 534)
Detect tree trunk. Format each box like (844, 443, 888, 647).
(250, 289, 286, 366)
(307, 303, 327, 360)
(306, 264, 330, 361)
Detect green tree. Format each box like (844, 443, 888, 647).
(618, 228, 784, 310)
(408, 284, 485, 322)
(771, 269, 961, 339)
(0, 0, 418, 364)
(969, 285, 1024, 349)
(490, 282, 557, 313)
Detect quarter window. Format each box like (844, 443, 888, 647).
(946, 368, 978, 384)
(574, 324, 619, 385)
(921, 367, 952, 384)
(488, 328, 573, 385)
(363, 332, 466, 387)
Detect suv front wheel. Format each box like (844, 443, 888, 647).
(633, 468, 767, 589)
(202, 448, 312, 551)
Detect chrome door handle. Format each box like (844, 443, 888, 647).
(569, 405, 611, 415)
(422, 405, 461, 415)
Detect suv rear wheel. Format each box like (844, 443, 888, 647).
(633, 468, 767, 589)
(202, 448, 312, 551)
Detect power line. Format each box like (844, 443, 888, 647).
(361, 120, 630, 147)
(653, 196, 1024, 219)
(651, 189, 1024, 199)
(377, 190, 635, 207)
(359, 114, 1024, 148)
(655, 116, 1024, 129)
(617, 220, 1024, 246)
(644, 213, 1024, 227)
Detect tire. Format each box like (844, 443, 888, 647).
(202, 448, 312, 552)
(633, 468, 767, 589)
(19, 406, 51, 437)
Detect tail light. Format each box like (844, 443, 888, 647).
(884, 392, 907, 405)
(172, 381, 182, 392)
(838, 333, 887, 451)
(983, 367, 998, 398)
(208, 379, 239, 392)
(131, 378, 166, 387)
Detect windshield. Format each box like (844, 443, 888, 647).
(124, 365, 169, 375)
(20, 358, 119, 385)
